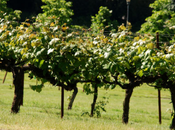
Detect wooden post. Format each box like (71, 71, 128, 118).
(158, 89, 162, 124)
(156, 32, 162, 124)
(61, 86, 64, 118)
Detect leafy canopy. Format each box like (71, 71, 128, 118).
(139, 0, 175, 36)
(0, 0, 175, 92)
(91, 6, 118, 33)
(37, 0, 74, 25)
(0, 0, 21, 21)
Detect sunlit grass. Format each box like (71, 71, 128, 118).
(0, 70, 173, 130)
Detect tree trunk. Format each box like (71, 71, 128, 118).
(170, 86, 175, 129)
(11, 67, 24, 113)
(68, 84, 78, 110)
(91, 84, 98, 117)
(122, 88, 133, 124)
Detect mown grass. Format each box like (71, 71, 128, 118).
(0, 70, 173, 130)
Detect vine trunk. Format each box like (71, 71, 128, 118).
(122, 88, 133, 124)
(68, 83, 78, 110)
(11, 67, 24, 113)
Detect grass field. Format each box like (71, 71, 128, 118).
(0, 70, 173, 130)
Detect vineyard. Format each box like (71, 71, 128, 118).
(0, 0, 175, 129)
(0, 72, 173, 130)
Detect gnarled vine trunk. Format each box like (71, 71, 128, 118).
(122, 88, 133, 124)
(170, 86, 175, 129)
(11, 67, 24, 113)
(68, 83, 78, 110)
(91, 84, 98, 117)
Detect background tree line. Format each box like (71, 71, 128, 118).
(7, 0, 155, 31)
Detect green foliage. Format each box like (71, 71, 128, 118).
(91, 6, 118, 33)
(0, 0, 12, 18)
(37, 0, 73, 25)
(139, 0, 175, 39)
(30, 84, 44, 93)
(1, 0, 173, 93)
(0, 14, 175, 127)
(0, 3, 175, 126)
(0, 14, 175, 90)
(83, 83, 93, 95)
(81, 95, 109, 118)
(0, 1, 174, 128)
(93, 96, 109, 118)
(0, 0, 21, 21)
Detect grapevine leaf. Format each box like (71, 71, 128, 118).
(138, 70, 144, 77)
(39, 60, 45, 68)
(30, 84, 43, 93)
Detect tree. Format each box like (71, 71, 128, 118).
(0, 0, 21, 21)
(106, 26, 175, 125)
(37, 0, 74, 25)
(68, 0, 155, 31)
(139, 0, 175, 39)
(0, 0, 12, 16)
(90, 6, 118, 33)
